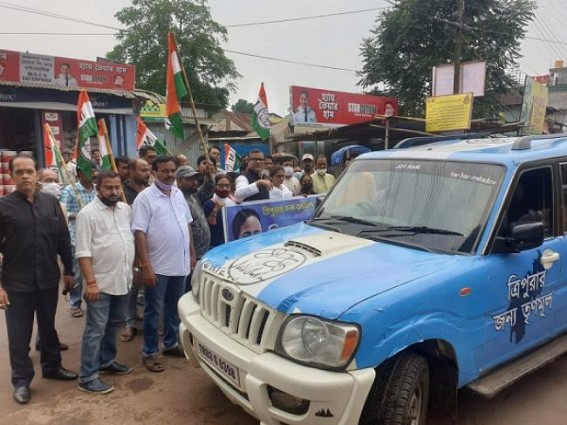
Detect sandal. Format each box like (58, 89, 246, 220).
(143, 356, 165, 373)
(71, 307, 84, 318)
(120, 327, 137, 342)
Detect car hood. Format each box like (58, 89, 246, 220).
(201, 223, 460, 319)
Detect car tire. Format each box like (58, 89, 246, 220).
(359, 352, 429, 425)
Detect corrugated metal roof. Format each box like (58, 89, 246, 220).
(0, 79, 136, 98)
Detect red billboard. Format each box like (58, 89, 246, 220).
(290, 86, 398, 126)
(0, 49, 135, 91)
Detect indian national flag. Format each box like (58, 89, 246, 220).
(97, 119, 113, 171)
(76, 90, 98, 180)
(136, 117, 169, 155)
(251, 82, 270, 141)
(166, 31, 188, 140)
(224, 143, 242, 173)
(43, 123, 59, 169)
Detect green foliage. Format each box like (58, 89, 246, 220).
(358, 0, 535, 117)
(231, 99, 255, 114)
(107, 0, 240, 109)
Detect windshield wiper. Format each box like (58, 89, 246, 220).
(359, 226, 464, 237)
(311, 216, 378, 226)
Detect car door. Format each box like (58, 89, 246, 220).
(480, 165, 562, 373)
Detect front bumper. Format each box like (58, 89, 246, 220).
(178, 293, 375, 425)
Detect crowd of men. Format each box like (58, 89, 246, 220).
(0, 144, 338, 404)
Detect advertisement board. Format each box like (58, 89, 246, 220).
(425, 93, 473, 133)
(223, 196, 319, 242)
(290, 85, 397, 126)
(0, 49, 135, 91)
(432, 61, 486, 97)
(520, 76, 549, 135)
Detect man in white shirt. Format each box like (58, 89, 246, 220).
(132, 156, 196, 372)
(235, 149, 272, 202)
(75, 171, 135, 394)
(293, 90, 317, 123)
(281, 158, 301, 195)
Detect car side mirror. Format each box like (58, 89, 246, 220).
(494, 222, 544, 253)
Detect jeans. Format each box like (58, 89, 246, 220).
(69, 254, 84, 309)
(143, 274, 186, 357)
(4, 287, 61, 387)
(125, 285, 139, 329)
(79, 292, 128, 383)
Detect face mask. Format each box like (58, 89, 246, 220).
(41, 182, 61, 198)
(283, 166, 294, 177)
(99, 195, 119, 207)
(301, 183, 313, 193)
(215, 188, 230, 198)
(155, 179, 173, 191)
(317, 168, 327, 176)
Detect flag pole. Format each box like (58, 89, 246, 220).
(171, 32, 210, 164)
(46, 124, 85, 208)
(98, 119, 127, 203)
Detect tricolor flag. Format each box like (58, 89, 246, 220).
(43, 124, 59, 169)
(136, 117, 169, 156)
(166, 31, 188, 140)
(97, 119, 113, 171)
(76, 90, 99, 180)
(251, 82, 270, 141)
(224, 143, 242, 173)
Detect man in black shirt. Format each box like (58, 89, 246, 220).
(0, 153, 78, 405)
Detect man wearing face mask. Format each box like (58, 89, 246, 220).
(281, 158, 301, 195)
(312, 155, 335, 194)
(75, 171, 135, 394)
(38, 168, 62, 198)
(132, 156, 196, 372)
(175, 164, 214, 265)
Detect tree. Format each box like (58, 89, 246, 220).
(358, 0, 535, 117)
(107, 0, 240, 109)
(231, 99, 255, 114)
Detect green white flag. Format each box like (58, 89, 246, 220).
(76, 90, 99, 180)
(251, 82, 270, 141)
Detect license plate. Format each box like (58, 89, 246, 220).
(196, 340, 240, 387)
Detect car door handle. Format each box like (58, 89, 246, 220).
(541, 249, 560, 270)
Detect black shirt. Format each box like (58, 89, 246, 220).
(123, 182, 147, 206)
(0, 190, 73, 292)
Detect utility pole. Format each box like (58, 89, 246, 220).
(453, 0, 465, 94)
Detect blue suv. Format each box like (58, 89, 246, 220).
(179, 134, 567, 425)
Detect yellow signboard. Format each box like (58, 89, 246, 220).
(140, 101, 166, 121)
(425, 93, 473, 133)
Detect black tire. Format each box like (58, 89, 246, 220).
(359, 352, 430, 425)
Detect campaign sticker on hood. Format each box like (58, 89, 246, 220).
(228, 248, 307, 285)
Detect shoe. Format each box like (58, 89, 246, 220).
(162, 345, 185, 358)
(78, 378, 114, 394)
(99, 362, 133, 375)
(13, 386, 30, 404)
(43, 367, 78, 381)
(36, 342, 69, 351)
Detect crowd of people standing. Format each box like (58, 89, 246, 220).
(0, 144, 337, 404)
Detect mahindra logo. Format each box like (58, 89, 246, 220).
(221, 287, 234, 302)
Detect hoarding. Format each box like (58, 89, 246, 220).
(432, 61, 486, 97)
(425, 93, 473, 133)
(0, 49, 135, 91)
(520, 76, 548, 135)
(290, 86, 398, 126)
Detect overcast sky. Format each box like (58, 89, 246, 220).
(1, 0, 565, 115)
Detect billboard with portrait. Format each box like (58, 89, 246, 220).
(290, 85, 398, 127)
(0, 49, 135, 91)
(223, 195, 320, 242)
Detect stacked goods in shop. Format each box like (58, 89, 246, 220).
(0, 150, 17, 196)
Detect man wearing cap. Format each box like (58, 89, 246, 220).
(298, 153, 315, 178)
(176, 164, 215, 272)
(60, 162, 99, 318)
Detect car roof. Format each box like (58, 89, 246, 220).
(361, 134, 567, 167)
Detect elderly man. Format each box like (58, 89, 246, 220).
(234, 149, 272, 202)
(76, 171, 135, 394)
(132, 156, 196, 372)
(312, 155, 336, 194)
(0, 153, 77, 405)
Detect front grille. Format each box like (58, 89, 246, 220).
(200, 273, 280, 353)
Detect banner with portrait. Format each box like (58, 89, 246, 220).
(223, 195, 320, 242)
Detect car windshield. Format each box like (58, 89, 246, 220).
(313, 158, 504, 253)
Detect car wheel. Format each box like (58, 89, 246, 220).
(359, 352, 429, 425)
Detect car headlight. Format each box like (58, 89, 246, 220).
(191, 260, 204, 301)
(275, 315, 360, 370)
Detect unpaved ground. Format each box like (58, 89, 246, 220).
(1, 294, 566, 425)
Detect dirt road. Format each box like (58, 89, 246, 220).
(1, 294, 566, 424)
